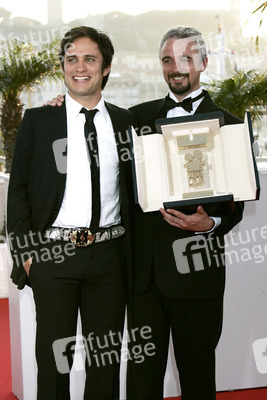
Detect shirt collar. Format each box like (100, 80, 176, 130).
(169, 86, 203, 102)
(65, 92, 108, 121)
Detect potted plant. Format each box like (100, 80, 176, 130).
(208, 69, 267, 158)
(0, 37, 62, 172)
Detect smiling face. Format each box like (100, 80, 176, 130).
(62, 36, 111, 108)
(160, 37, 208, 101)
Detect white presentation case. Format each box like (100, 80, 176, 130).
(130, 112, 260, 214)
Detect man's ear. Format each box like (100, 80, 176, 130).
(103, 64, 111, 77)
(201, 57, 208, 72)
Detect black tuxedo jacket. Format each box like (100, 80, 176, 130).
(7, 101, 135, 290)
(129, 90, 244, 299)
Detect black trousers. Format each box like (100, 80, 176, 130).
(127, 281, 224, 400)
(29, 237, 127, 400)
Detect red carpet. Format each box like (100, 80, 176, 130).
(0, 298, 266, 400)
(166, 387, 267, 399)
(0, 298, 17, 399)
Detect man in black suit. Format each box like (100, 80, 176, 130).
(7, 26, 134, 400)
(126, 26, 244, 400)
(45, 25, 244, 400)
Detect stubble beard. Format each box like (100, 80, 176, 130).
(169, 80, 191, 96)
(167, 73, 191, 96)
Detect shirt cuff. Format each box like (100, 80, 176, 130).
(195, 216, 221, 234)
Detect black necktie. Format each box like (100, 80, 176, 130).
(80, 107, 100, 233)
(164, 91, 204, 113)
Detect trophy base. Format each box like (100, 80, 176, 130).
(182, 190, 214, 199)
(164, 194, 234, 215)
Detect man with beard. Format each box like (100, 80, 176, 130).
(126, 26, 244, 400)
(47, 26, 244, 400)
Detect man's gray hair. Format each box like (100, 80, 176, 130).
(159, 26, 207, 61)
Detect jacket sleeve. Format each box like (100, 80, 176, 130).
(213, 201, 244, 236)
(7, 109, 36, 289)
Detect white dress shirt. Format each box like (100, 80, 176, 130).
(167, 86, 221, 231)
(53, 92, 121, 229)
(167, 87, 204, 118)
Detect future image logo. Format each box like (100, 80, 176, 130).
(172, 234, 224, 274)
(52, 138, 68, 174)
(53, 335, 89, 374)
(52, 326, 156, 374)
(253, 338, 267, 374)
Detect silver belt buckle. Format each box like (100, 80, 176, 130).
(69, 228, 95, 247)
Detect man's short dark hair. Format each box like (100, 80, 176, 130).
(59, 26, 114, 89)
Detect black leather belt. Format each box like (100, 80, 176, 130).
(44, 225, 125, 247)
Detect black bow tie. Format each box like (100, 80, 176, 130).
(164, 92, 204, 113)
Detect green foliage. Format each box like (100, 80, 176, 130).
(0, 37, 63, 172)
(253, 1, 267, 51)
(252, 1, 267, 18)
(208, 70, 267, 122)
(245, 1, 267, 51)
(0, 37, 62, 100)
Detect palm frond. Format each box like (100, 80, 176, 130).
(251, 1, 267, 15)
(0, 37, 62, 99)
(0, 37, 63, 171)
(209, 69, 267, 122)
(243, 1, 267, 51)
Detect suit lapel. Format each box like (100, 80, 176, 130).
(105, 102, 130, 157)
(194, 90, 217, 115)
(105, 102, 131, 214)
(47, 104, 68, 207)
(48, 104, 67, 141)
(149, 99, 166, 130)
(105, 102, 122, 134)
